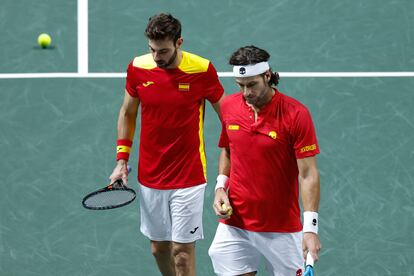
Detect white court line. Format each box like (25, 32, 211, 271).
(1, 0, 413, 80)
(77, 0, 88, 74)
(1, 72, 414, 79)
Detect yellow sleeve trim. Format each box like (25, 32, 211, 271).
(117, 145, 131, 153)
(133, 54, 157, 69)
(178, 51, 210, 74)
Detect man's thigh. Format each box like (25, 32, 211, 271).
(139, 183, 206, 242)
(170, 184, 206, 243)
(209, 223, 260, 276)
(255, 231, 303, 276)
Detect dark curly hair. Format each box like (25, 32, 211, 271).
(145, 13, 182, 43)
(229, 45, 279, 86)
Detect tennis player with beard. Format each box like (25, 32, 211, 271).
(209, 45, 321, 276)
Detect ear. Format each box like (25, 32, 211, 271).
(264, 70, 271, 82)
(175, 37, 184, 48)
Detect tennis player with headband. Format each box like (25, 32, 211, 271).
(209, 45, 322, 276)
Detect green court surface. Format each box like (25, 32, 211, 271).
(1, 1, 414, 275)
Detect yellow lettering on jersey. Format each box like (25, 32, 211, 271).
(300, 144, 317, 153)
(228, 125, 240, 130)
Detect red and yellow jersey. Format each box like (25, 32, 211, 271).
(125, 51, 224, 189)
(219, 90, 319, 232)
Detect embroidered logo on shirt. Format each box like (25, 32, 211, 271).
(268, 131, 277, 139)
(228, 125, 240, 130)
(178, 83, 190, 91)
(142, 81, 154, 87)
(300, 144, 317, 153)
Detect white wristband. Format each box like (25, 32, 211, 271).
(215, 174, 229, 192)
(303, 211, 319, 234)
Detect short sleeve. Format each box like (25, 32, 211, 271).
(218, 120, 230, 148)
(292, 107, 320, 159)
(203, 62, 224, 103)
(125, 61, 139, 98)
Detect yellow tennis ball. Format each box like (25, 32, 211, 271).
(221, 203, 233, 216)
(37, 33, 52, 48)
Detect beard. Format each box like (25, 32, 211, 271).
(244, 87, 273, 108)
(155, 49, 178, 69)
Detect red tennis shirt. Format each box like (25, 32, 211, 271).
(219, 89, 319, 232)
(125, 51, 224, 189)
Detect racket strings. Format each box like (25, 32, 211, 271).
(84, 189, 135, 208)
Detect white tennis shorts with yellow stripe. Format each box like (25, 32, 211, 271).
(209, 223, 304, 276)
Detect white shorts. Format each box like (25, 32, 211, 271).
(208, 223, 303, 276)
(138, 183, 206, 243)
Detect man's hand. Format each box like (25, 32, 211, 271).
(303, 232, 322, 262)
(109, 160, 129, 185)
(213, 188, 232, 219)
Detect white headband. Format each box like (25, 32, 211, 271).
(233, 62, 270, 78)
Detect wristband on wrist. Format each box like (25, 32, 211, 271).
(116, 139, 133, 161)
(215, 174, 229, 192)
(303, 211, 319, 234)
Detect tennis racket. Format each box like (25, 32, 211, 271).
(304, 252, 315, 276)
(82, 166, 135, 210)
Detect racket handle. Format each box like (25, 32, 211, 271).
(306, 252, 314, 267)
(127, 165, 131, 173)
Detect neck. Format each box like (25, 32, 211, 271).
(168, 49, 183, 69)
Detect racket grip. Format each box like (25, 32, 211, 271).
(127, 165, 131, 173)
(306, 252, 314, 267)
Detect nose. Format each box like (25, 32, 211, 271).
(243, 86, 252, 97)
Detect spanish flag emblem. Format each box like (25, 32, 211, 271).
(178, 83, 190, 92)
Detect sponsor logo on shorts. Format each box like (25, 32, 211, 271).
(300, 144, 317, 153)
(190, 227, 199, 234)
(296, 268, 302, 276)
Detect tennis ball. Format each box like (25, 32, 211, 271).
(221, 203, 233, 216)
(37, 33, 52, 48)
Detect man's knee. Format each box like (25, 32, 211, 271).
(172, 243, 195, 268)
(151, 241, 172, 259)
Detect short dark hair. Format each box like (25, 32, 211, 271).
(145, 13, 182, 43)
(229, 45, 280, 86)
